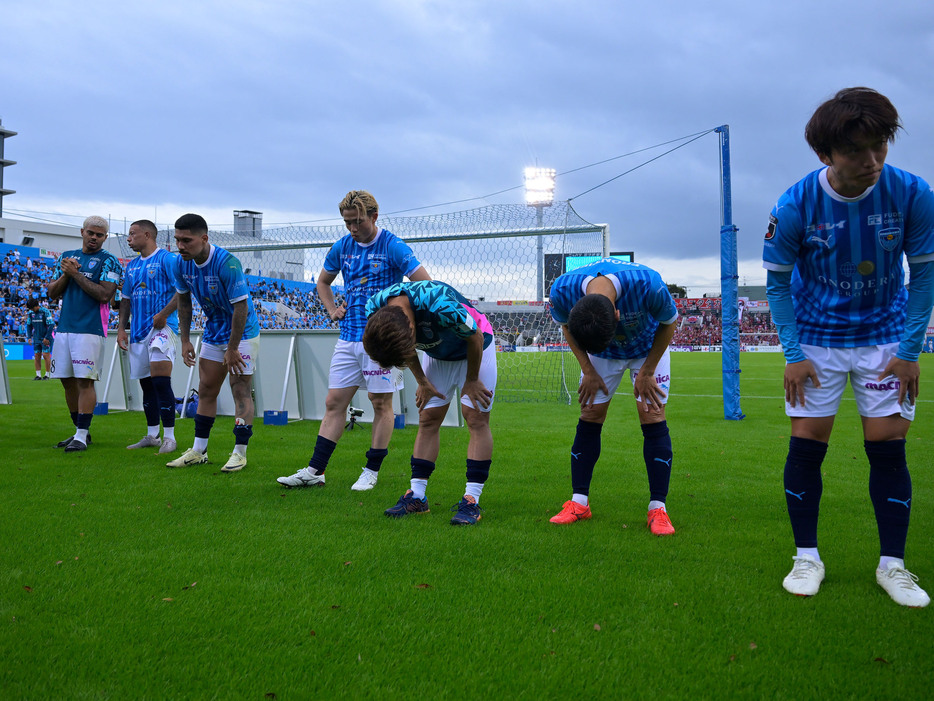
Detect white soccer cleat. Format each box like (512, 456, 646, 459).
(350, 468, 378, 491)
(158, 438, 178, 455)
(876, 565, 930, 608)
(166, 448, 209, 468)
(782, 554, 825, 597)
(276, 467, 325, 488)
(221, 453, 247, 473)
(127, 435, 161, 450)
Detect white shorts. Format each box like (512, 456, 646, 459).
(328, 339, 403, 394)
(50, 332, 105, 381)
(421, 342, 498, 413)
(128, 327, 178, 379)
(585, 349, 672, 406)
(199, 337, 260, 376)
(787, 343, 915, 421)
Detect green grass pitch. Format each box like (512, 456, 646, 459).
(1, 353, 932, 698)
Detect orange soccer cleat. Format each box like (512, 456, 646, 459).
(647, 507, 676, 536)
(550, 500, 592, 524)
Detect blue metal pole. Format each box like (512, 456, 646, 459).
(716, 125, 744, 420)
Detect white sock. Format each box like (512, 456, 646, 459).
(572, 493, 588, 507)
(148, 426, 160, 438)
(233, 444, 247, 456)
(163, 426, 175, 441)
(36, 370, 42, 378)
(465, 482, 484, 503)
(648, 500, 666, 512)
(879, 556, 904, 571)
(796, 547, 821, 562)
(74, 428, 89, 443)
(193, 437, 209, 453)
(410, 478, 428, 500)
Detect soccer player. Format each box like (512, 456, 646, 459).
(276, 190, 430, 491)
(46, 215, 123, 452)
(764, 87, 934, 607)
(363, 280, 496, 525)
(117, 219, 180, 455)
(25, 297, 54, 380)
(167, 213, 260, 473)
(548, 257, 679, 535)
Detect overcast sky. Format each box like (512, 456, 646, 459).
(3, 0, 933, 295)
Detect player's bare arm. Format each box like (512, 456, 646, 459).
(224, 300, 248, 374)
(561, 323, 608, 407)
(316, 268, 345, 321)
(407, 266, 432, 282)
(634, 321, 676, 413)
(177, 292, 196, 367)
(461, 330, 493, 410)
(58, 257, 116, 303)
(117, 297, 131, 350)
(152, 293, 178, 330)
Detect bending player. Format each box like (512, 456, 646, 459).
(118, 219, 180, 455)
(363, 280, 495, 525)
(764, 87, 934, 607)
(168, 213, 261, 473)
(548, 257, 678, 535)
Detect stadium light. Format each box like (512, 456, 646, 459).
(525, 167, 556, 303)
(524, 167, 556, 207)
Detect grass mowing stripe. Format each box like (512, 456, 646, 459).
(1, 354, 932, 698)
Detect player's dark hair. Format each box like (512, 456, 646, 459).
(567, 293, 617, 354)
(26, 297, 38, 309)
(131, 219, 159, 239)
(362, 305, 415, 369)
(174, 213, 209, 234)
(805, 87, 901, 157)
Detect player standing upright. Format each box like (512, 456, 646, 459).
(25, 297, 54, 380)
(276, 190, 430, 491)
(548, 258, 679, 535)
(117, 219, 180, 455)
(168, 213, 261, 472)
(46, 215, 123, 452)
(363, 280, 496, 525)
(764, 87, 934, 607)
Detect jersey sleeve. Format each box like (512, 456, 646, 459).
(221, 254, 250, 303)
(412, 282, 477, 338)
(644, 273, 679, 324)
(388, 237, 422, 278)
(322, 240, 342, 274)
(904, 177, 934, 264)
(365, 283, 405, 317)
(101, 254, 122, 285)
(762, 196, 803, 273)
(548, 276, 574, 324)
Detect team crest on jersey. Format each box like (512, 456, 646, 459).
(88, 259, 99, 269)
(765, 215, 777, 240)
(878, 228, 901, 251)
(148, 267, 156, 278)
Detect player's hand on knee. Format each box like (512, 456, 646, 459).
(462, 380, 492, 410)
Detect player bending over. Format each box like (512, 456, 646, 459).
(548, 258, 678, 535)
(363, 280, 496, 525)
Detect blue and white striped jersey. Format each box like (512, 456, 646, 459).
(366, 280, 493, 361)
(122, 248, 180, 343)
(763, 164, 934, 347)
(53, 249, 123, 336)
(323, 228, 421, 342)
(174, 245, 260, 345)
(549, 258, 678, 360)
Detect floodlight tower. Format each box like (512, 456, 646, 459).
(0, 119, 17, 218)
(525, 167, 556, 301)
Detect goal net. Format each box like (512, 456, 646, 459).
(128, 202, 608, 403)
